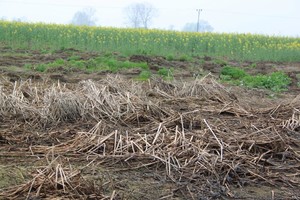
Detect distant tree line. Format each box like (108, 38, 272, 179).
(3, 2, 212, 32)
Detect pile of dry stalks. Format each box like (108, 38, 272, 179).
(0, 75, 299, 199)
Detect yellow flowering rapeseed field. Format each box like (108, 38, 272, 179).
(0, 21, 299, 61)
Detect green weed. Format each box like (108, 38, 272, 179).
(35, 64, 47, 72)
(248, 63, 257, 68)
(220, 66, 247, 79)
(137, 70, 152, 80)
(220, 66, 291, 92)
(213, 59, 227, 66)
(242, 72, 291, 92)
(178, 55, 192, 62)
(68, 55, 81, 61)
(28, 54, 148, 74)
(157, 67, 174, 80)
(166, 54, 174, 61)
(24, 63, 32, 70)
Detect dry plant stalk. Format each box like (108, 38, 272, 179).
(1, 75, 300, 198)
(0, 156, 106, 199)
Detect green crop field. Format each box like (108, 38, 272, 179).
(0, 20, 299, 62)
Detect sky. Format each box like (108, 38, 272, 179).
(0, 0, 299, 37)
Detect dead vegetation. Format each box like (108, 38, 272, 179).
(0, 75, 300, 199)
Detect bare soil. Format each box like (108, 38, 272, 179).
(0, 48, 300, 199)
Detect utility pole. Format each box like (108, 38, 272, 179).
(196, 9, 202, 32)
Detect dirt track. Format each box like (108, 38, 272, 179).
(0, 48, 300, 199)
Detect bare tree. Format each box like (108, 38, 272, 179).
(124, 2, 158, 29)
(71, 8, 97, 26)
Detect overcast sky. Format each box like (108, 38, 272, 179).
(1, 0, 299, 37)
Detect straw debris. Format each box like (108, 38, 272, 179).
(1, 75, 299, 198)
